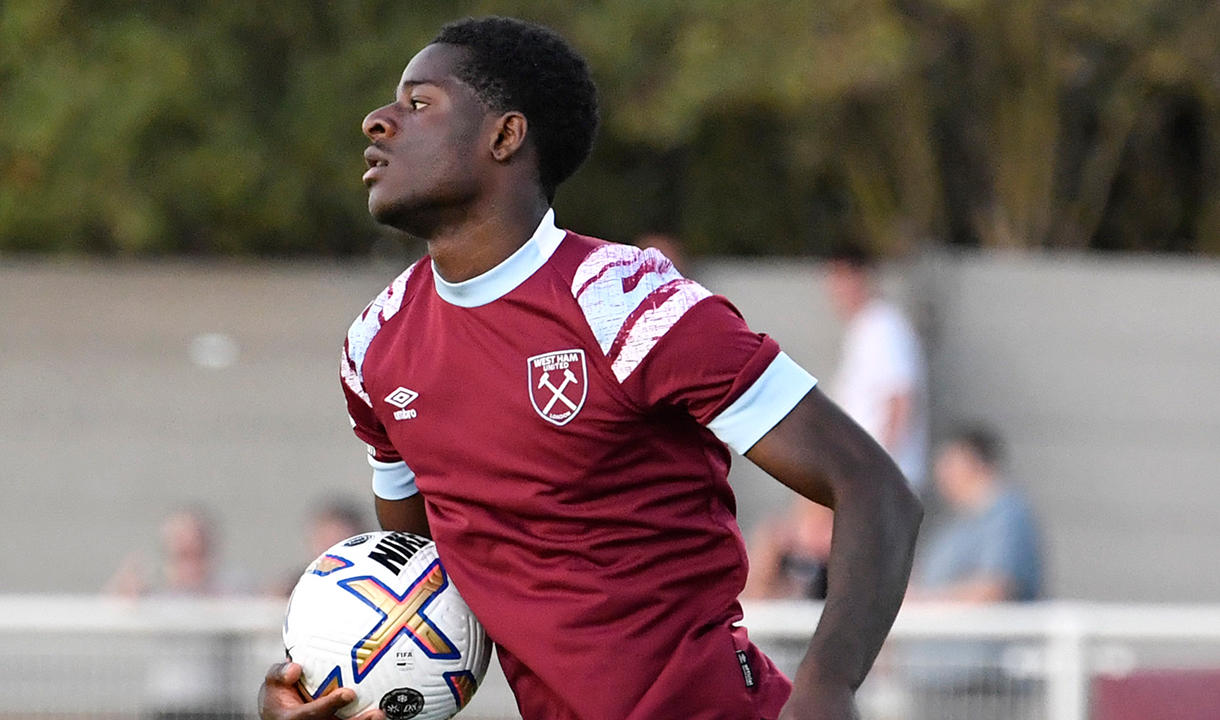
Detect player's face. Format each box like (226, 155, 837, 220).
(361, 44, 491, 234)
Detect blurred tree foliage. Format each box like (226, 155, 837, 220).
(1, 0, 1218, 256)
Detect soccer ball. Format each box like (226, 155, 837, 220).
(283, 531, 491, 720)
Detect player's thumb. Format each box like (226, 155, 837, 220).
(266, 661, 302, 686)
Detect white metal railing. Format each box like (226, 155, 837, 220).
(742, 600, 1220, 720)
(0, 595, 286, 719)
(0, 595, 286, 634)
(2, 596, 1219, 719)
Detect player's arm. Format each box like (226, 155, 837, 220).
(745, 386, 922, 719)
(342, 331, 429, 538)
(368, 454, 430, 537)
(375, 494, 431, 538)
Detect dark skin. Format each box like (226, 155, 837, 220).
(261, 41, 922, 720)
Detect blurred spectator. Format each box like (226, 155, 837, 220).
(743, 497, 833, 600)
(104, 506, 250, 720)
(910, 426, 1042, 603)
(270, 497, 371, 597)
(305, 497, 369, 558)
(903, 426, 1043, 720)
(634, 231, 690, 276)
(824, 243, 928, 491)
(105, 506, 251, 597)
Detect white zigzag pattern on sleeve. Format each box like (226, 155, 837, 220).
(609, 281, 712, 381)
(572, 245, 683, 353)
(572, 244, 710, 381)
(341, 263, 417, 407)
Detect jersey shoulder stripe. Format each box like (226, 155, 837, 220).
(341, 261, 421, 407)
(570, 243, 711, 382)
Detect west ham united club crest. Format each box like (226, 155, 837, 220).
(527, 349, 588, 426)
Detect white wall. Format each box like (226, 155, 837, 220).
(702, 251, 1220, 602)
(2, 252, 1218, 600)
(924, 252, 1220, 601)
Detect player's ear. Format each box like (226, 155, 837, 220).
(489, 111, 528, 163)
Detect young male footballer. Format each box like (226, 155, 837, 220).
(259, 16, 921, 720)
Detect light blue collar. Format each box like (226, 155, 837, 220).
(432, 209, 566, 308)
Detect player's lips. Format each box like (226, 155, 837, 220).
(363, 147, 390, 186)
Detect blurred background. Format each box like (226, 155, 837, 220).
(2, 1, 1220, 719)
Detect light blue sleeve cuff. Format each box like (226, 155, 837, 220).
(370, 457, 419, 500)
(706, 352, 818, 454)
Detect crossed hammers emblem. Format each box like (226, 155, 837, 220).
(537, 368, 580, 414)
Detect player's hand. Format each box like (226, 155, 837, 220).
(259, 662, 385, 720)
(778, 680, 861, 720)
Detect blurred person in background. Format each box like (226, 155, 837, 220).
(903, 425, 1043, 720)
(744, 497, 833, 601)
(105, 507, 250, 720)
(305, 498, 370, 557)
(825, 243, 929, 492)
(269, 498, 371, 597)
(910, 426, 1041, 603)
(105, 506, 251, 597)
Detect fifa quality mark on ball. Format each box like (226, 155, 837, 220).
(380, 687, 426, 720)
(343, 534, 374, 547)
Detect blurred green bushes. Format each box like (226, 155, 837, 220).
(2, 0, 1218, 257)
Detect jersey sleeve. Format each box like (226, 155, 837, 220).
(627, 297, 817, 453)
(340, 262, 422, 501)
(571, 243, 816, 454)
(341, 367, 418, 500)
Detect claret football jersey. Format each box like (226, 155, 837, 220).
(341, 210, 817, 720)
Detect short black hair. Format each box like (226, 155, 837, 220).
(433, 16, 599, 202)
(948, 425, 1005, 469)
(827, 242, 876, 270)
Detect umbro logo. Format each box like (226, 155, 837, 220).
(385, 387, 419, 420)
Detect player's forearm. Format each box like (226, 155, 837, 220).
(745, 389, 922, 690)
(795, 462, 921, 690)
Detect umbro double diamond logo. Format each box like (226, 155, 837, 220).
(385, 387, 419, 420)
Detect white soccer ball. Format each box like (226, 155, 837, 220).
(283, 531, 491, 720)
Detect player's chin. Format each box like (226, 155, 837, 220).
(369, 192, 455, 238)
(366, 187, 392, 220)
(367, 192, 413, 231)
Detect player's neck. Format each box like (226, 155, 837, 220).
(427, 195, 551, 284)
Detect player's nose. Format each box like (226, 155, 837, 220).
(362, 105, 398, 141)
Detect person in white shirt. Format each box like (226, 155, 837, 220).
(825, 244, 929, 490)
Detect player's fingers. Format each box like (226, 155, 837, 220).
(265, 661, 302, 686)
(350, 707, 386, 720)
(259, 667, 305, 720)
(309, 686, 357, 714)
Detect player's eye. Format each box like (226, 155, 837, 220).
(409, 98, 428, 110)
